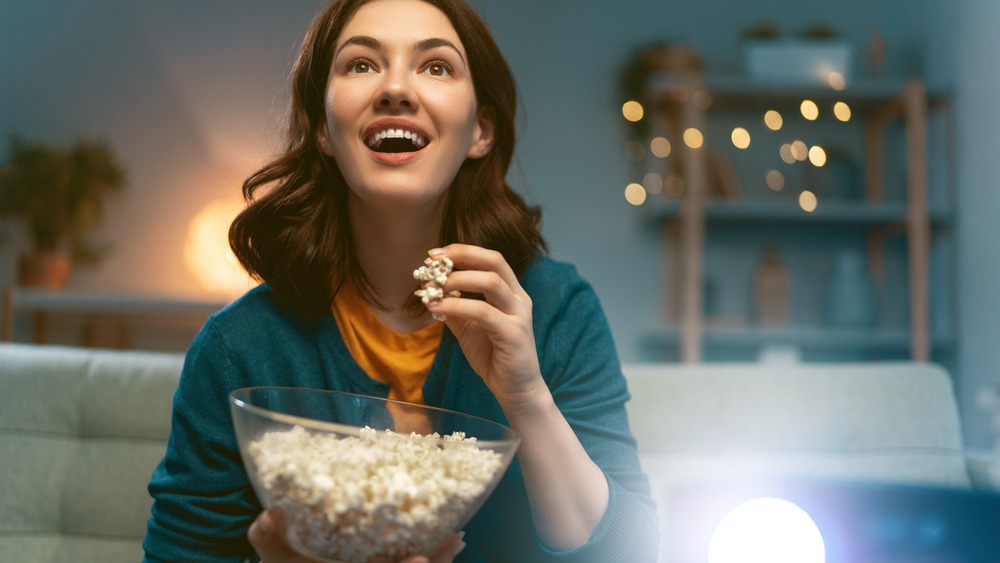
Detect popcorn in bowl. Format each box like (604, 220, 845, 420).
(230, 387, 520, 563)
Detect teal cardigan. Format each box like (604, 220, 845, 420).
(143, 255, 659, 562)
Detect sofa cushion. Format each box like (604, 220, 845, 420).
(0, 343, 184, 558)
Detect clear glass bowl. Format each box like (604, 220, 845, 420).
(230, 387, 520, 563)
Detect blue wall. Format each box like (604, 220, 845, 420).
(2, 0, 997, 447)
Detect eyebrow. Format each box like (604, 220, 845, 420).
(335, 35, 467, 68)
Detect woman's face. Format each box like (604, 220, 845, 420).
(317, 0, 494, 210)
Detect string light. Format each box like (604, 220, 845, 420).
(731, 127, 751, 149)
(764, 110, 783, 131)
(833, 101, 852, 122)
(800, 100, 819, 121)
(650, 136, 672, 158)
(624, 182, 647, 206)
(622, 100, 644, 122)
(683, 128, 704, 149)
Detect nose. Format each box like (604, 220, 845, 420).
(376, 66, 416, 110)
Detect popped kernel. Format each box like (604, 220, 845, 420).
(413, 255, 455, 322)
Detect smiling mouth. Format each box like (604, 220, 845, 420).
(366, 128, 428, 153)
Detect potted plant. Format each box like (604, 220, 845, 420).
(0, 134, 127, 289)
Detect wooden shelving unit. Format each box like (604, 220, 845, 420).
(637, 48, 953, 363)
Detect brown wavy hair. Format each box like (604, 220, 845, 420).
(229, 0, 546, 316)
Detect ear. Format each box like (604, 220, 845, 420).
(466, 106, 496, 159)
(316, 122, 335, 156)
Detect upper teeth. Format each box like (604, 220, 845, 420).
(367, 128, 427, 148)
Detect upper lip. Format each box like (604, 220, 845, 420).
(363, 118, 430, 149)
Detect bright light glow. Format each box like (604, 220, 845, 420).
(622, 100, 645, 122)
(643, 172, 664, 194)
(731, 127, 751, 149)
(651, 136, 672, 158)
(809, 146, 827, 167)
(683, 128, 704, 149)
(827, 71, 847, 90)
(708, 497, 825, 563)
(624, 182, 647, 205)
(791, 140, 808, 161)
(764, 110, 783, 131)
(184, 200, 255, 298)
(800, 100, 819, 121)
(766, 169, 785, 191)
(800, 190, 818, 212)
(833, 101, 852, 122)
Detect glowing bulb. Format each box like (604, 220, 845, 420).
(800, 190, 818, 212)
(643, 172, 664, 194)
(809, 146, 827, 167)
(833, 101, 852, 122)
(800, 100, 819, 121)
(624, 182, 647, 206)
(731, 127, 751, 149)
(184, 200, 255, 298)
(683, 128, 704, 149)
(708, 497, 825, 563)
(766, 169, 785, 191)
(764, 110, 783, 131)
(651, 136, 672, 158)
(622, 100, 644, 122)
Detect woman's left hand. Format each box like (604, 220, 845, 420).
(423, 244, 545, 415)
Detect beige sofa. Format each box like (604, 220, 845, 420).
(1, 342, 997, 563)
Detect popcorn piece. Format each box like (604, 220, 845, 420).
(413, 255, 455, 322)
(249, 425, 503, 563)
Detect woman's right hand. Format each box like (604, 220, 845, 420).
(248, 510, 466, 563)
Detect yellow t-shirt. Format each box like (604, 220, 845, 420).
(331, 282, 442, 405)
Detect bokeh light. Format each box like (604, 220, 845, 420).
(764, 110, 783, 131)
(622, 100, 644, 122)
(731, 127, 751, 149)
(833, 101, 852, 122)
(791, 140, 809, 161)
(809, 146, 827, 167)
(625, 182, 647, 205)
(827, 71, 846, 90)
(766, 169, 785, 191)
(799, 190, 818, 212)
(683, 128, 704, 149)
(643, 172, 664, 194)
(651, 136, 672, 158)
(800, 100, 819, 121)
(780, 144, 796, 164)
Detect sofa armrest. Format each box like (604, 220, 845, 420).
(965, 449, 1000, 492)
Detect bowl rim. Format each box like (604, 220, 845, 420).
(229, 386, 521, 444)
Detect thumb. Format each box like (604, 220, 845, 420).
(247, 509, 297, 559)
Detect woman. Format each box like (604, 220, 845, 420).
(142, 0, 658, 561)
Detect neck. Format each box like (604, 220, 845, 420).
(348, 195, 445, 313)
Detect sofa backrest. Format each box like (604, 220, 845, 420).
(0, 343, 184, 563)
(623, 362, 970, 563)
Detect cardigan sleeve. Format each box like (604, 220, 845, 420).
(528, 261, 660, 562)
(142, 319, 259, 562)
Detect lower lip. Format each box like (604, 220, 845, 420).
(368, 148, 425, 165)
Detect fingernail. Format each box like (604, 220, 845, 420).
(428, 248, 446, 256)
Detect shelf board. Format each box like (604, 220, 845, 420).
(642, 324, 954, 352)
(646, 197, 953, 226)
(648, 74, 950, 112)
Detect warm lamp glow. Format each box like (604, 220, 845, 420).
(624, 182, 647, 206)
(708, 497, 825, 563)
(622, 100, 645, 122)
(184, 200, 255, 298)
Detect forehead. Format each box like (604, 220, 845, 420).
(339, 0, 465, 52)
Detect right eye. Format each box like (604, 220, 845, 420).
(347, 59, 375, 74)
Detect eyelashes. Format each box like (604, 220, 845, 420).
(342, 57, 455, 77)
